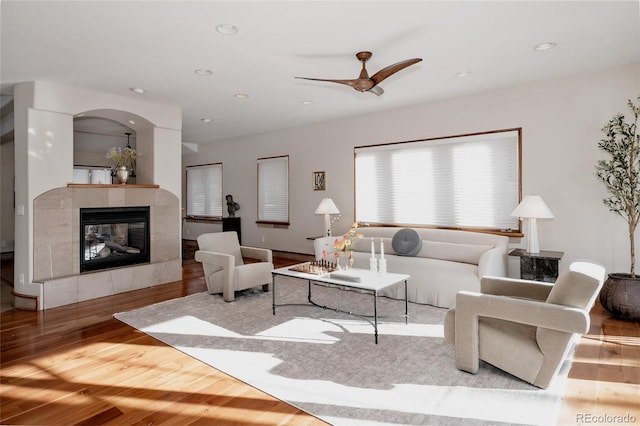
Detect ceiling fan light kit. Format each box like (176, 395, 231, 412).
(295, 51, 422, 96)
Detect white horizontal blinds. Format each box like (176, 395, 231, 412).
(186, 163, 223, 217)
(355, 130, 520, 231)
(258, 156, 289, 223)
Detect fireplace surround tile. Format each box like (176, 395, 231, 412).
(124, 188, 155, 206)
(33, 187, 73, 210)
(34, 186, 181, 309)
(131, 263, 161, 291)
(160, 259, 183, 283)
(33, 241, 75, 280)
(110, 267, 135, 294)
(71, 188, 109, 208)
(78, 270, 115, 302)
(43, 276, 78, 308)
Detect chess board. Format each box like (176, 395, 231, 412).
(288, 260, 338, 275)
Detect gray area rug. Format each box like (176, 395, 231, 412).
(115, 276, 570, 425)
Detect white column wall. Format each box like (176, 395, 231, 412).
(151, 127, 182, 198)
(12, 81, 182, 302)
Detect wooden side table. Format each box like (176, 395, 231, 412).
(509, 249, 564, 283)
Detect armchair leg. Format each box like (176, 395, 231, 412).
(454, 306, 481, 374)
(262, 283, 271, 292)
(223, 288, 235, 302)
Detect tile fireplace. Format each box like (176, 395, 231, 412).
(33, 186, 182, 309)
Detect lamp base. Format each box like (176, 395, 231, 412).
(324, 214, 332, 237)
(526, 218, 540, 254)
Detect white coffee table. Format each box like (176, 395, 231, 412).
(271, 264, 410, 344)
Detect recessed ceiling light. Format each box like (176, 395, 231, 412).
(455, 71, 472, 78)
(128, 120, 136, 125)
(201, 118, 212, 124)
(302, 100, 314, 105)
(216, 24, 239, 35)
(194, 68, 213, 76)
(234, 93, 250, 99)
(533, 42, 557, 51)
(129, 87, 145, 95)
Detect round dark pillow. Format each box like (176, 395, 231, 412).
(392, 228, 422, 257)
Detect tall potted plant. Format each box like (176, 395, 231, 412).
(596, 96, 640, 320)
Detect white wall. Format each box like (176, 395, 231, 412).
(184, 62, 640, 277)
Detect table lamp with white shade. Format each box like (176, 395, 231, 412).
(315, 198, 340, 237)
(511, 195, 554, 254)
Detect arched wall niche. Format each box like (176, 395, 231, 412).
(72, 108, 156, 184)
(77, 108, 155, 130)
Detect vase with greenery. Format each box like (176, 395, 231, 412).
(106, 146, 137, 184)
(596, 95, 640, 320)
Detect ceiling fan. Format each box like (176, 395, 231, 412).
(295, 51, 422, 96)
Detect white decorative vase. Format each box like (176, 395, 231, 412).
(116, 166, 129, 184)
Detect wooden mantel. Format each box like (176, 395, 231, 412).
(67, 184, 160, 188)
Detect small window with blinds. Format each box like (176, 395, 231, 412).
(257, 155, 290, 225)
(355, 129, 521, 233)
(186, 163, 223, 218)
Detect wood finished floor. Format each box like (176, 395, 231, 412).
(1, 257, 639, 425)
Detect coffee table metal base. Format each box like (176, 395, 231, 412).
(271, 273, 408, 344)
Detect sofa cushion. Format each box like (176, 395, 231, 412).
(419, 240, 493, 265)
(392, 228, 423, 256)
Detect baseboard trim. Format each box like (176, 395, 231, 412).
(11, 291, 38, 311)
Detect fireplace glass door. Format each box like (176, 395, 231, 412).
(80, 207, 150, 272)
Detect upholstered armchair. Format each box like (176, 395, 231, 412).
(444, 260, 606, 388)
(195, 232, 274, 302)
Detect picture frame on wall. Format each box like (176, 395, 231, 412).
(313, 171, 326, 191)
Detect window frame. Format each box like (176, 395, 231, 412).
(256, 155, 290, 226)
(185, 162, 223, 220)
(354, 128, 523, 236)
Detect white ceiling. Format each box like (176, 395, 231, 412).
(1, 1, 639, 146)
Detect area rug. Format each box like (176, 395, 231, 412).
(115, 277, 571, 425)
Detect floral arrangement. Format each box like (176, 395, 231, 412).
(334, 222, 364, 251)
(106, 146, 138, 168)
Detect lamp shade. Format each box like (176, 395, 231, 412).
(510, 195, 554, 219)
(315, 198, 340, 215)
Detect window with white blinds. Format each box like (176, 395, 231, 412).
(257, 155, 289, 224)
(355, 129, 521, 232)
(186, 163, 223, 218)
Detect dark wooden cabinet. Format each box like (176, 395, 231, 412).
(223, 217, 241, 244)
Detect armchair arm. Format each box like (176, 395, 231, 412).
(480, 276, 553, 301)
(194, 250, 236, 298)
(457, 291, 590, 334)
(194, 250, 235, 269)
(240, 246, 273, 263)
(454, 290, 590, 374)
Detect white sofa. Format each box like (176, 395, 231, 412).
(314, 227, 509, 308)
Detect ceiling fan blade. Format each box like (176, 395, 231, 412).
(295, 76, 375, 92)
(367, 85, 384, 96)
(370, 58, 422, 86)
(295, 76, 358, 88)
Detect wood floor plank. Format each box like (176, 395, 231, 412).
(1, 257, 638, 425)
